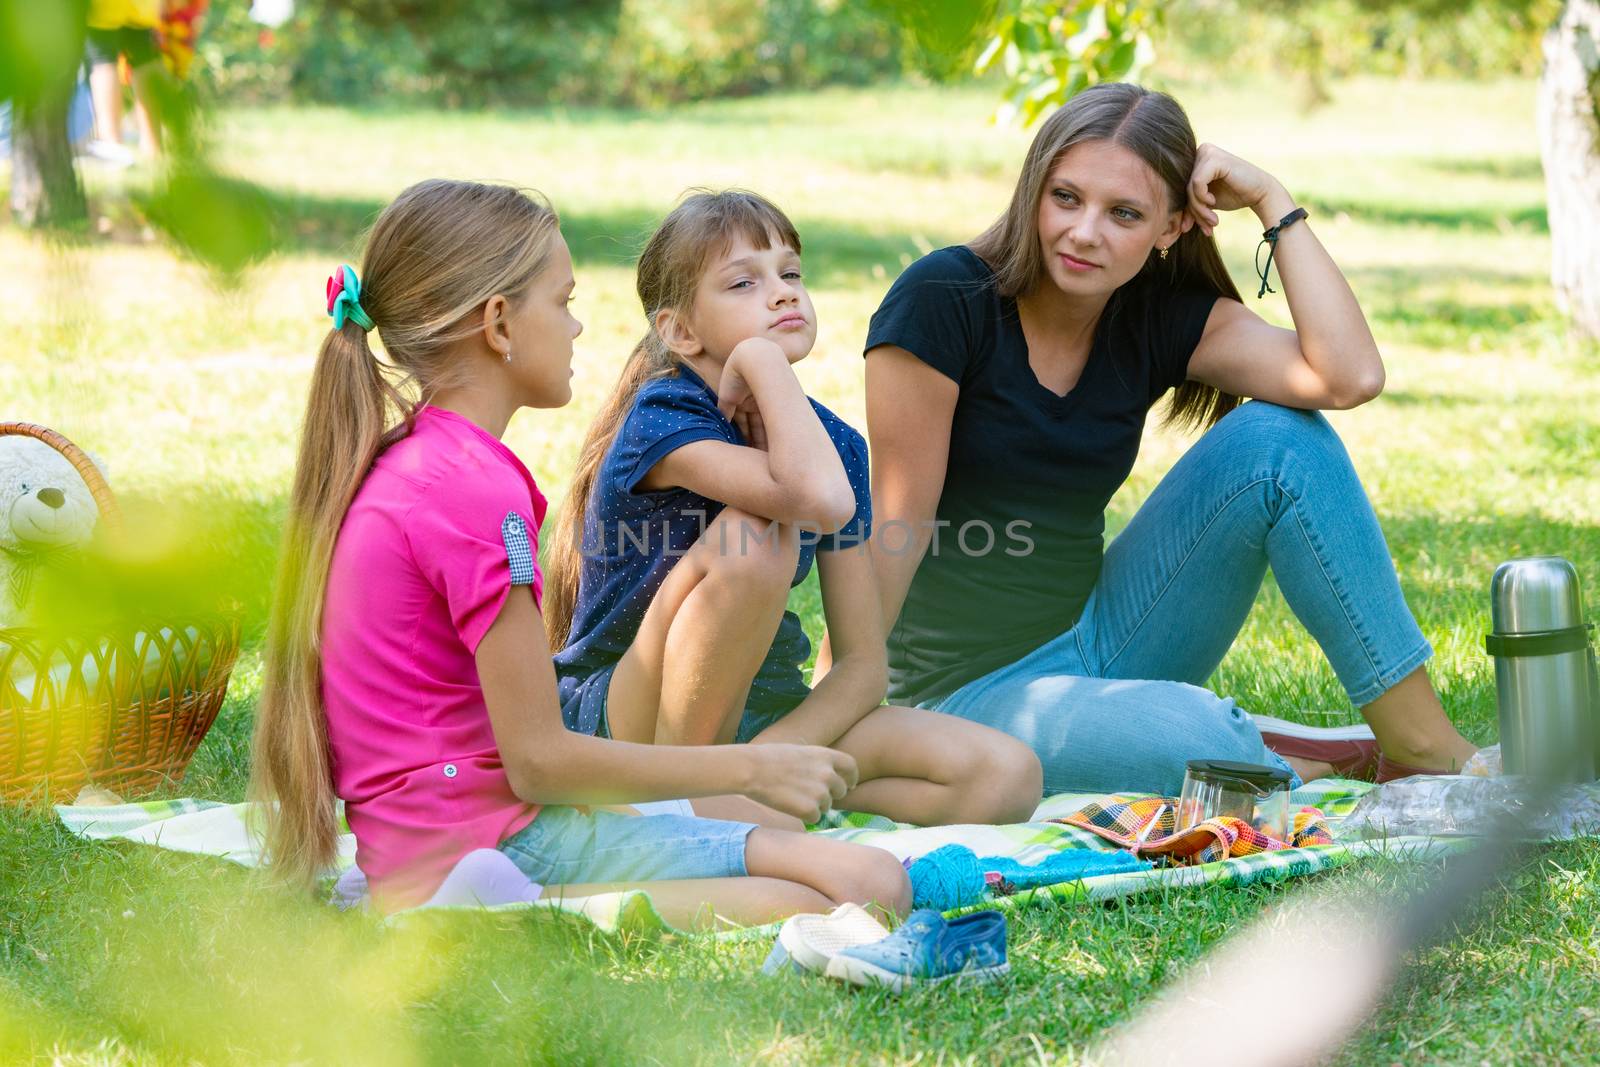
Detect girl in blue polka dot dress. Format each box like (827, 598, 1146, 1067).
(545, 190, 1042, 828)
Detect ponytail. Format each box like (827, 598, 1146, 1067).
(253, 323, 407, 886)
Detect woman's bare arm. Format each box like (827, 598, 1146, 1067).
(862, 344, 960, 629)
(1184, 145, 1385, 410)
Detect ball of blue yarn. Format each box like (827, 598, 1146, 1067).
(908, 844, 987, 911)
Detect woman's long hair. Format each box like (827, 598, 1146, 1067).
(542, 189, 802, 649)
(252, 179, 559, 888)
(969, 82, 1242, 431)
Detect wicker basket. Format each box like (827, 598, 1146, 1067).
(0, 422, 240, 802)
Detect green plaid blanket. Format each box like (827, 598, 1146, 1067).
(54, 779, 1465, 936)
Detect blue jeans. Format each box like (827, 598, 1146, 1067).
(927, 402, 1433, 797)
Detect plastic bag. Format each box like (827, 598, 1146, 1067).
(1340, 773, 1600, 841)
(1461, 744, 1502, 778)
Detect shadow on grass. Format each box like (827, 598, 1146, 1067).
(1373, 389, 1483, 410)
(1424, 156, 1545, 182)
(1341, 264, 1551, 347)
(1380, 511, 1600, 607)
(1303, 194, 1548, 235)
(257, 188, 940, 287)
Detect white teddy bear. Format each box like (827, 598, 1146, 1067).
(0, 436, 106, 627)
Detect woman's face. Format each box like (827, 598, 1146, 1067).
(507, 231, 583, 408)
(1034, 139, 1181, 299)
(682, 231, 816, 365)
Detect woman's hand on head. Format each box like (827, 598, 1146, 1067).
(1185, 143, 1285, 236)
(739, 742, 858, 824)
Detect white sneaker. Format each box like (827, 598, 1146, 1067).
(81, 139, 135, 167)
(761, 902, 891, 976)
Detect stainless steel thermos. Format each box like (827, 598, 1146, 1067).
(1486, 557, 1599, 781)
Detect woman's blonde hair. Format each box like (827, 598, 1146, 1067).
(542, 188, 801, 649)
(969, 82, 1242, 430)
(252, 179, 560, 887)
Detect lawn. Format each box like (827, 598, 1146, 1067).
(4, 75, 1600, 1064)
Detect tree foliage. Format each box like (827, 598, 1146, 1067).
(199, 0, 907, 108)
(975, 1, 1163, 125)
(933, 0, 1559, 126)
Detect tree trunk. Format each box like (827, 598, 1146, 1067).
(1537, 0, 1600, 341)
(9, 85, 87, 229)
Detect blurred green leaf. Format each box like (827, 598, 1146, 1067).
(25, 494, 279, 645)
(135, 167, 282, 280)
(0, 0, 87, 103)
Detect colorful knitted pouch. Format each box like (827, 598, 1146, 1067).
(1053, 797, 1334, 866)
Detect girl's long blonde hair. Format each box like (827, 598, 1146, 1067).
(970, 82, 1243, 431)
(543, 189, 801, 649)
(252, 179, 560, 888)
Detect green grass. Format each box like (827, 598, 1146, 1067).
(4, 75, 1600, 1064)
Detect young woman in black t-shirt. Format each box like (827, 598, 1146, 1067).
(854, 82, 1479, 797)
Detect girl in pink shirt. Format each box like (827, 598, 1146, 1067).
(251, 179, 911, 925)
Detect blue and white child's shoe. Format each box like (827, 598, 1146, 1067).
(824, 909, 1008, 993)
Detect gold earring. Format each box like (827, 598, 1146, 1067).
(1158, 247, 1169, 260)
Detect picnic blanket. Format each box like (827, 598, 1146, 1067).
(53, 779, 1465, 937)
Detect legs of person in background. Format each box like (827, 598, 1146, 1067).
(128, 62, 167, 158)
(84, 60, 137, 166)
(86, 46, 170, 163)
(89, 61, 123, 144)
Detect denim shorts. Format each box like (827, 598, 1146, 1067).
(497, 805, 756, 886)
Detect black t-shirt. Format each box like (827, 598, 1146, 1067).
(864, 245, 1218, 707)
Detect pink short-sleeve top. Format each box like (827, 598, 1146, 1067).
(321, 405, 544, 911)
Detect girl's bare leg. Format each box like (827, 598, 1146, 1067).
(538, 828, 910, 930)
(744, 828, 910, 924)
(538, 878, 831, 931)
(607, 508, 798, 747)
(828, 705, 1043, 825)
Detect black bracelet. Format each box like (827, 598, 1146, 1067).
(1254, 206, 1309, 298)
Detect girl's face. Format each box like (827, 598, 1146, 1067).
(507, 232, 583, 408)
(1034, 139, 1183, 300)
(682, 232, 816, 365)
